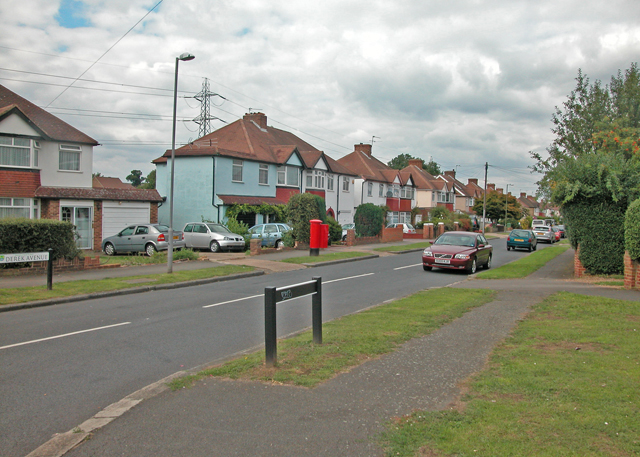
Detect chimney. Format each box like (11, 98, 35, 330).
(444, 170, 456, 179)
(520, 192, 527, 198)
(243, 112, 268, 129)
(487, 183, 496, 191)
(355, 143, 372, 157)
(408, 159, 424, 168)
(467, 178, 478, 186)
(496, 188, 503, 194)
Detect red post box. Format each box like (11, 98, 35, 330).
(309, 219, 322, 256)
(320, 224, 329, 248)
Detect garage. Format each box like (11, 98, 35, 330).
(102, 201, 151, 239)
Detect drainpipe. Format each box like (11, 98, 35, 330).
(211, 157, 220, 223)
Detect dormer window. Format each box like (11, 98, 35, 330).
(59, 144, 82, 171)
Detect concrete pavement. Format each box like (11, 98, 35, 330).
(26, 247, 640, 457)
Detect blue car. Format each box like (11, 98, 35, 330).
(507, 229, 537, 252)
(247, 223, 292, 248)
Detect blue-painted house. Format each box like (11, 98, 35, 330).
(153, 112, 357, 229)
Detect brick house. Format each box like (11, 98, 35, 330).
(0, 84, 162, 250)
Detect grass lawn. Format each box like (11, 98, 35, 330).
(169, 288, 496, 389)
(474, 244, 571, 279)
(279, 251, 372, 264)
(374, 241, 431, 252)
(379, 292, 640, 456)
(0, 265, 254, 306)
(98, 248, 200, 266)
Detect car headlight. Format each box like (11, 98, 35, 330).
(223, 236, 230, 240)
(423, 249, 433, 257)
(454, 254, 470, 260)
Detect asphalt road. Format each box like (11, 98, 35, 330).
(0, 237, 547, 456)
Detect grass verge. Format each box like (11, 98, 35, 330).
(379, 292, 640, 456)
(98, 249, 200, 266)
(279, 251, 371, 264)
(374, 241, 431, 252)
(169, 288, 496, 390)
(0, 265, 254, 306)
(474, 244, 571, 279)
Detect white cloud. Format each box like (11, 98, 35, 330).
(1, 0, 639, 194)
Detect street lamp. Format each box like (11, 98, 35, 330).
(168, 52, 195, 274)
(505, 183, 514, 229)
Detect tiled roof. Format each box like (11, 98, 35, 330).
(217, 195, 287, 205)
(401, 165, 438, 190)
(337, 149, 400, 184)
(153, 113, 320, 165)
(0, 85, 98, 145)
(92, 176, 135, 189)
(35, 186, 162, 202)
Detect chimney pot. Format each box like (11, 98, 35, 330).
(355, 143, 372, 157)
(243, 112, 268, 129)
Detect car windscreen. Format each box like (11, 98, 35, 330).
(511, 230, 529, 237)
(152, 225, 169, 232)
(207, 224, 231, 233)
(434, 235, 475, 247)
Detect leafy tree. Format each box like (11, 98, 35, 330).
(126, 169, 144, 187)
(92, 172, 103, 178)
(140, 169, 156, 189)
(472, 191, 523, 223)
(387, 153, 416, 170)
(423, 159, 441, 176)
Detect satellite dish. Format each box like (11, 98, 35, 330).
(386, 191, 393, 198)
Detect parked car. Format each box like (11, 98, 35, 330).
(102, 224, 185, 256)
(551, 226, 562, 241)
(182, 222, 245, 252)
(554, 225, 566, 239)
(386, 222, 416, 234)
(507, 229, 537, 252)
(422, 231, 492, 274)
(247, 223, 292, 248)
(342, 223, 355, 241)
(532, 225, 556, 243)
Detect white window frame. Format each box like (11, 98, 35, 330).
(232, 159, 243, 182)
(342, 176, 350, 192)
(367, 182, 373, 197)
(0, 197, 34, 219)
(259, 163, 269, 185)
(59, 144, 81, 171)
(0, 137, 39, 168)
(314, 170, 325, 189)
(327, 174, 334, 191)
(379, 183, 384, 197)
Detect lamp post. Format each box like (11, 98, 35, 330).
(505, 183, 514, 230)
(168, 52, 195, 274)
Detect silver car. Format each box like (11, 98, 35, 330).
(183, 222, 245, 252)
(532, 225, 556, 243)
(102, 224, 185, 256)
(247, 223, 292, 248)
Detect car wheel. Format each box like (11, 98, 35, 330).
(145, 243, 156, 257)
(484, 256, 492, 269)
(533, 244, 537, 251)
(528, 246, 532, 252)
(507, 246, 511, 251)
(276, 240, 284, 249)
(423, 265, 432, 271)
(468, 258, 477, 274)
(104, 242, 116, 256)
(210, 241, 220, 253)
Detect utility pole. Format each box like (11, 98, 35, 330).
(505, 183, 514, 230)
(482, 162, 488, 235)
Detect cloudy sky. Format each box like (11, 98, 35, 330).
(2, 0, 639, 196)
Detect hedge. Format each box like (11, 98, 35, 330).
(625, 198, 640, 261)
(286, 193, 322, 244)
(354, 203, 385, 237)
(562, 200, 625, 275)
(0, 218, 80, 261)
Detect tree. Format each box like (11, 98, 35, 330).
(126, 170, 144, 187)
(423, 159, 441, 176)
(387, 153, 416, 170)
(531, 63, 640, 275)
(472, 191, 523, 224)
(354, 203, 385, 237)
(286, 193, 322, 243)
(140, 169, 156, 189)
(92, 172, 103, 178)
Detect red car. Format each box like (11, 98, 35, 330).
(422, 231, 493, 274)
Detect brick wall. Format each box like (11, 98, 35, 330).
(150, 203, 158, 223)
(0, 168, 41, 197)
(380, 226, 403, 243)
(40, 199, 60, 219)
(93, 201, 103, 251)
(0, 256, 119, 277)
(574, 245, 586, 278)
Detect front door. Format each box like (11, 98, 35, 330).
(62, 206, 92, 249)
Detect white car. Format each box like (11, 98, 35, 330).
(182, 222, 245, 252)
(386, 223, 416, 234)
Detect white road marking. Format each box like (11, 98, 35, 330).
(0, 322, 131, 350)
(394, 263, 422, 270)
(203, 273, 376, 308)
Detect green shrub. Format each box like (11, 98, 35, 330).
(225, 216, 249, 250)
(563, 200, 626, 275)
(625, 198, 640, 260)
(312, 195, 327, 223)
(327, 216, 342, 242)
(354, 203, 385, 237)
(173, 249, 200, 261)
(286, 193, 322, 243)
(0, 218, 80, 261)
(282, 230, 295, 247)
